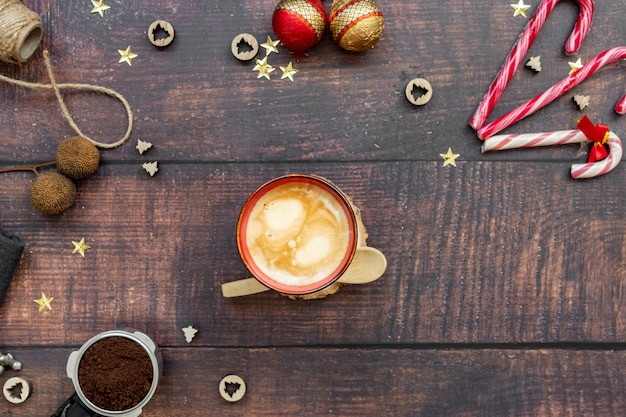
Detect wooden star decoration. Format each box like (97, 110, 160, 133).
(260, 36, 280, 56)
(511, 0, 530, 17)
(182, 325, 198, 343)
(568, 58, 583, 74)
(136, 139, 153, 155)
(574, 94, 590, 110)
(90, 0, 110, 17)
(280, 62, 299, 81)
(72, 237, 91, 257)
(526, 56, 541, 72)
(440, 148, 460, 167)
(253, 56, 275, 80)
(118, 46, 138, 66)
(142, 161, 159, 176)
(34, 293, 54, 312)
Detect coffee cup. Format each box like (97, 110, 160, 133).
(225, 174, 386, 297)
(52, 330, 162, 417)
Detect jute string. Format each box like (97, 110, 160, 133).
(0, 50, 133, 148)
(0, 0, 42, 63)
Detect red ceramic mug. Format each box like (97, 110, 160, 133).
(237, 174, 359, 295)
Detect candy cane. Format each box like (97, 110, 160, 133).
(482, 129, 622, 179)
(570, 133, 622, 179)
(478, 46, 626, 139)
(469, 0, 595, 131)
(481, 129, 586, 152)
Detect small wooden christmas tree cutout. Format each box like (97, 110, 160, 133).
(182, 325, 198, 343)
(574, 94, 590, 110)
(526, 56, 541, 72)
(142, 161, 158, 177)
(136, 139, 153, 155)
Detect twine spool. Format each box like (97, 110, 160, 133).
(0, 0, 43, 64)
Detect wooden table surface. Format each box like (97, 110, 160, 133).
(2, 0, 626, 415)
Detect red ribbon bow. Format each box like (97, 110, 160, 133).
(577, 115, 610, 163)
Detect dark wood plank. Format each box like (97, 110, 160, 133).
(3, 346, 626, 417)
(2, 1, 626, 416)
(0, 1, 624, 164)
(1, 161, 625, 346)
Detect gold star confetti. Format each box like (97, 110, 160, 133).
(34, 293, 54, 312)
(568, 58, 583, 74)
(90, 0, 110, 17)
(253, 56, 275, 80)
(72, 237, 91, 257)
(118, 46, 138, 66)
(526, 56, 542, 72)
(511, 0, 530, 17)
(280, 62, 299, 81)
(440, 148, 460, 167)
(261, 36, 280, 55)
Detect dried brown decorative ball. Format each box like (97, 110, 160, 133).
(30, 171, 76, 215)
(55, 136, 100, 180)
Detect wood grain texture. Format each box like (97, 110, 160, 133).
(0, 1, 624, 163)
(1, 0, 626, 415)
(4, 347, 626, 417)
(1, 162, 625, 347)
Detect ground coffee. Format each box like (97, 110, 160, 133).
(77, 336, 153, 411)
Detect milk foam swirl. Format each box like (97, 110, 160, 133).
(245, 182, 351, 287)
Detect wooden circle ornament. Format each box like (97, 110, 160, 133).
(3, 376, 31, 404)
(405, 78, 433, 106)
(231, 33, 259, 61)
(148, 20, 175, 47)
(219, 375, 246, 402)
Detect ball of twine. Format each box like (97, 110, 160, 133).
(0, 0, 43, 63)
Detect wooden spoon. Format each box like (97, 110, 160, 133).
(221, 247, 387, 297)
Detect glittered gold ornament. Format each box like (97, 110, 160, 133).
(55, 136, 100, 180)
(30, 171, 76, 215)
(329, 0, 384, 52)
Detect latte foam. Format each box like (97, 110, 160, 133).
(244, 181, 352, 287)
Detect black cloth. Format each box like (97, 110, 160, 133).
(52, 393, 103, 417)
(0, 228, 25, 305)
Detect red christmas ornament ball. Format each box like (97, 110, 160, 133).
(272, 0, 327, 55)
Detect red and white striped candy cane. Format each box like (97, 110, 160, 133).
(469, 0, 595, 131)
(481, 129, 586, 152)
(482, 129, 623, 179)
(478, 46, 626, 139)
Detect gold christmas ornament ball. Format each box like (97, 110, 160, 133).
(329, 0, 384, 52)
(30, 171, 76, 215)
(55, 136, 100, 180)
